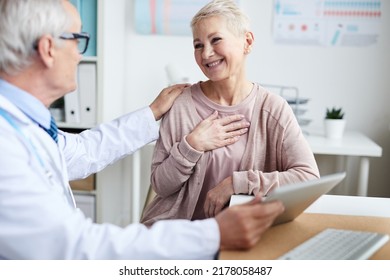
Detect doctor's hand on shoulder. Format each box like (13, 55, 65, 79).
(149, 83, 190, 121)
(216, 195, 284, 250)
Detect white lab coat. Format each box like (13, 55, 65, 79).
(0, 95, 219, 259)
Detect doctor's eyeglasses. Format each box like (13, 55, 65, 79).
(59, 32, 90, 55)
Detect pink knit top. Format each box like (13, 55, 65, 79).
(191, 83, 257, 219)
(141, 82, 319, 226)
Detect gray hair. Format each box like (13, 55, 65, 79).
(191, 0, 250, 36)
(0, 0, 72, 75)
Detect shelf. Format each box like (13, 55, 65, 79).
(73, 190, 97, 196)
(81, 56, 98, 62)
(261, 83, 312, 127)
(57, 122, 93, 130)
(62, 0, 100, 223)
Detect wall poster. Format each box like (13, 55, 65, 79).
(134, 0, 240, 36)
(273, 0, 382, 46)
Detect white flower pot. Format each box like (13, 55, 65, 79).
(324, 119, 346, 139)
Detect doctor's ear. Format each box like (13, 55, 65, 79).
(35, 35, 56, 68)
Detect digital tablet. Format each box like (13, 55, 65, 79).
(229, 172, 346, 226)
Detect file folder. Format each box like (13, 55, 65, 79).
(78, 63, 97, 125)
(69, 0, 80, 10)
(69, 0, 97, 56)
(64, 81, 81, 124)
(74, 193, 96, 221)
(80, 0, 97, 56)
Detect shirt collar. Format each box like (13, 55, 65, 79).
(0, 78, 51, 129)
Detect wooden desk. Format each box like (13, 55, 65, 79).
(220, 213, 390, 260)
(306, 194, 390, 218)
(305, 131, 382, 196)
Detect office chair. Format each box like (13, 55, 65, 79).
(141, 185, 156, 219)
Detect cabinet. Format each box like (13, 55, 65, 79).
(50, 0, 129, 225)
(50, 0, 99, 222)
(51, 0, 135, 226)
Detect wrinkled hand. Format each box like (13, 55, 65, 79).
(186, 111, 250, 152)
(215, 196, 285, 250)
(149, 83, 189, 121)
(204, 177, 234, 218)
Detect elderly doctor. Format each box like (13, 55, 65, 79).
(0, 0, 284, 259)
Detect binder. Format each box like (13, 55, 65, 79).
(69, 0, 80, 10)
(78, 63, 97, 125)
(64, 74, 81, 123)
(69, 0, 97, 56)
(80, 0, 97, 56)
(69, 174, 95, 191)
(74, 193, 96, 221)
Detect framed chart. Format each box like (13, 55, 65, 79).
(134, 0, 240, 36)
(273, 0, 382, 46)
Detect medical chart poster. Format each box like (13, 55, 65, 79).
(273, 0, 382, 47)
(134, 0, 240, 36)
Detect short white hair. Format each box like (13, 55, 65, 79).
(191, 0, 251, 36)
(0, 0, 72, 74)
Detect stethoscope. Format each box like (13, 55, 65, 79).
(0, 108, 76, 208)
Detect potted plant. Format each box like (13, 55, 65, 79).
(324, 107, 346, 139)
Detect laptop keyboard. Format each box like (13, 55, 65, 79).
(278, 228, 389, 260)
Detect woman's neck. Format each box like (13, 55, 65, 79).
(201, 79, 253, 106)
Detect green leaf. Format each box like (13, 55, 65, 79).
(325, 107, 344, 119)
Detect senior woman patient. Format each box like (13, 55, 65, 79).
(141, 0, 319, 226)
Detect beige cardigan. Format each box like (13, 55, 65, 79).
(141, 83, 319, 226)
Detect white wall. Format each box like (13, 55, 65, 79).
(106, 0, 389, 199)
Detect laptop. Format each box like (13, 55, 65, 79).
(229, 172, 346, 226)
